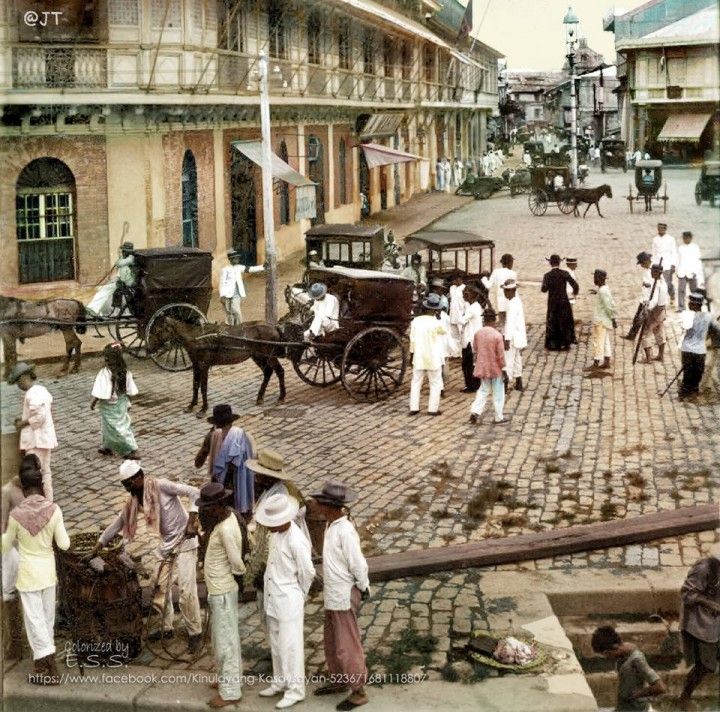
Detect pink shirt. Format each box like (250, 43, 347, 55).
(472, 326, 505, 379)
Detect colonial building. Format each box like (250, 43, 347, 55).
(502, 70, 564, 130)
(604, 0, 719, 161)
(0, 0, 501, 292)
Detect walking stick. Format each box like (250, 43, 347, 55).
(92, 222, 130, 288)
(632, 257, 663, 365)
(659, 365, 684, 398)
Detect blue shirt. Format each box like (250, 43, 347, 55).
(681, 312, 720, 355)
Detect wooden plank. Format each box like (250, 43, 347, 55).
(367, 504, 719, 582)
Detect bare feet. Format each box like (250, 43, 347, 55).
(207, 694, 240, 709)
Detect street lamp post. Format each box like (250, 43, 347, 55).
(258, 52, 278, 325)
(563, 6, 579, 187)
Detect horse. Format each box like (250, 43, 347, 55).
(0, 295, 86, 378)
(568, 184, 613, 218)
(151, 316, 286, 415)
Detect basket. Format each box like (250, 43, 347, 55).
(467, 632, 551, 673)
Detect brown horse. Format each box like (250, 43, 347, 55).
(153, 317, 286, 414)
(569, 184, 613, 218)
(0, 295, 86, 378)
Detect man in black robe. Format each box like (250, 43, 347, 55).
(541, 255, 579, 350)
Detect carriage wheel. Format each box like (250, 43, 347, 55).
(663, 184, 668, 214)
(474, 184, 493, 200)
(528, 190, 548, 216)
(145, 303, 207, 372)
(340, 327, 407, 403)
(694, 184, 702, 206)
(292, 345, 342, 387)
(557, 191, 575, 215)
(113, 321, 148, 358)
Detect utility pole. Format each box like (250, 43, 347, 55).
(259, 52, 278, 324)
(563, 6, 580, 187)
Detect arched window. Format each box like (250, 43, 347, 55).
(181, 149, 199, 247)
(16, 158, 76, 283)
(338, 138, 347, 205)
(278, 140, 290, 225)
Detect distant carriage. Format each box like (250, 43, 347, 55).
(600, 138, 628, 173)
(626, 160, 669, 213)
(695, 160, 720, 207)
(527, 166, 575, 216)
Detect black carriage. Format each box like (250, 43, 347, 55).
(527, 166, 575, 216)
(695, 161, 720, 206)
(454, 174, 505, 200)
(304, 224, 385, 270)
(523, 141, 545, 166)
(600, 138, 627, 172)
(626, 160, 668, 213)
(285, 266, 414, 402)
(110, 247, 212, 370)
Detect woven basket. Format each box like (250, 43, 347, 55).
(467, 632, 551, 673)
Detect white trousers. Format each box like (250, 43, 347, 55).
(505, 347, 523, 380)
(470, 377, 505, 421)
(409, 368, 443, 413)
(447, 324, 463, 359)
(25, 447, 53, 502)
(591, 323, 612, 361)
(152, 549, 202, 636)
(221, 296, 243, 326)
(266, 614, 306, 701)
(20, 586, 56, 659)
(2, 546, 19, 601)
(209, 590, 243, 701)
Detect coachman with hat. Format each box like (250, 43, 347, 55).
(86, 241, 137, 317)
(195, 404, 257, 517)
(311, 481, 370, 710)
(304, 282, 340, 341)
(254, 493, 315, 708)
(88, 461, 204, 653)
(219, 249, 265, 326)
(198, 481, 246, 708)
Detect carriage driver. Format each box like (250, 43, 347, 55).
(86, 242, 136, 317)
(303, 283, 339, 341)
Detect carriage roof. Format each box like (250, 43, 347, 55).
(304, 224, 384, 239)
(307, 265, 413, 282)
(402, 231, 494, 254)
(132, 247, 213, 294)
(635, 159, 663, 170)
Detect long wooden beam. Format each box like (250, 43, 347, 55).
(367, 504, 719, 582)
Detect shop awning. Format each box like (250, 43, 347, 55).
(657, 113, 712, 142)
(360, 143, 421, 169)
(359, 113, 405, 140)
(232, 140, 315, 186)
(232, 140, 316, 220)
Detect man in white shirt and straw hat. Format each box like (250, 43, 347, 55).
(408, 293, 446, 416)
(256, 493, 315, 709)
(311, 481, 370, 712)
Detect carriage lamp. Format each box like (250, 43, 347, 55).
(563, 6, 579, 53)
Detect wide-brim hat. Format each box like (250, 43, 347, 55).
(207, 403, 240, 426)
(198, 481, 233, 507)
(255, 493, 299, 527)
(6, 361, 35, 385)
(565, 257, 578, 264)
(547, 254, 561, 264)
(308, 282, 327, 299)
(422, 293, 442, 310)
(121, 241, 134, 252)
(246, 449, 292, 481)
(310, 481, 357, 507)
(119, 459, 142, 482)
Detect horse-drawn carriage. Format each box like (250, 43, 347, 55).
(454, 174, 505, 200)
(695, 161, 720, 206)
(282, 266, 414, 402)
(626, 160, 669, 213)
(600, 138, 628, 172)
(527, 166, 575, 216)
(303, 224, 385, 270)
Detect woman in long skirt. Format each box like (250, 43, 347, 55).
(90, 343, 139, 457)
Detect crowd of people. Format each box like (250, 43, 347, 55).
(434, 149, 507, 192)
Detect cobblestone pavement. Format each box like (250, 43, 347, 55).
(2, 165, 718, 680)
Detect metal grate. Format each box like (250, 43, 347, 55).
(109, 0, 139, 26)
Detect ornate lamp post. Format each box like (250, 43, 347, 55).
(563, 6, 579, 186)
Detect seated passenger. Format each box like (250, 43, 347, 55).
(303, 283, 339, 340)
(87, 242, 136, 317)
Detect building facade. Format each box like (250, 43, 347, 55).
(604, 0, 719, 161)
(0, 0, 501, 293)
(503, 70, 565, 128)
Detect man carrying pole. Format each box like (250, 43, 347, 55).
(632, 258, 662, 365)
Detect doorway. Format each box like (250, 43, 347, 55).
(230, 153, 257, 264)
(307, 135, 325, 225)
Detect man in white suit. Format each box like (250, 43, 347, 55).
(219, 250, 264, 325)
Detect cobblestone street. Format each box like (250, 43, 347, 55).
(2, 165, 718, 680)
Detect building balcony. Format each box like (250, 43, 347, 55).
(8, 44, 497, 109)
(632, 85, 720, 103)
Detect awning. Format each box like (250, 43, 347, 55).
(657, 113, 712, 142)
(360, 143, 421, 169)
(359, 113, 404, 140)
(232, 140, 315, 186)
(232, 140, 316, 220)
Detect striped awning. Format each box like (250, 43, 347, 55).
(657, 113, 712, 142)
(360, 143, 421, 169)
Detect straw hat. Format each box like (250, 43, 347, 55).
(246, 449, 293, 480)
(310, 481, 358, 507)
(6, 362, 35, 385)
(255, 493, 299, 528)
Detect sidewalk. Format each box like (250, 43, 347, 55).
(6, 191, 471, 367)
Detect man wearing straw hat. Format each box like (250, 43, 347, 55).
(304, 282, 340, 341)
(408, 292, 447, 416)
(502, 279, 527, 393)
(198, 482, 246, 709)
(255, 493, 315, 709)
(219, 249, 264, 326)
(311, 481, 370, 711)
